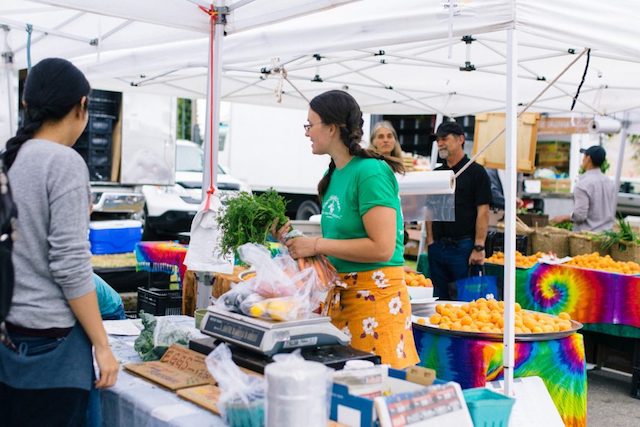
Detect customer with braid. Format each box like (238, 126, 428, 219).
(0, 58, 118, 427)
(276, 90, 418, 368)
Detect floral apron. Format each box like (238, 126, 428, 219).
(328, 266, 419, 369)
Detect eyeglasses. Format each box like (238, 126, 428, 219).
(303, 122, 322, 131)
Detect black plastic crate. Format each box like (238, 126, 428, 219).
(89, 165, 111, 181)
(90, 154, 111, 167)
(137, 287, 182, 316)
(89, 116, 113, 133)
(485, 230, 529, 257)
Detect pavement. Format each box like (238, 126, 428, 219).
(587, 368, 640, 426)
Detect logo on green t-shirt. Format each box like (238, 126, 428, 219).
(323, 195, 342, 219)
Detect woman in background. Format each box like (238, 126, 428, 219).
(0, 58, 118, 427)
(279, 90, 418, 369)
(369, 120, 403, 158)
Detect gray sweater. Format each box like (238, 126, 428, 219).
(7, 139, 94, 329)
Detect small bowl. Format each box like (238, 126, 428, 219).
(407, 286, 434, 300)
(194, 308, 208, 329)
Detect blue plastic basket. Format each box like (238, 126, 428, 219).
(463, 387, 515, 427)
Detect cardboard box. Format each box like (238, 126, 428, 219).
(331, 367, 469, 427)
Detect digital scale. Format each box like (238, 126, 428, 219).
(200, 306, 351, 356)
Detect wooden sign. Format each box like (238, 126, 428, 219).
(177, 385, 222, 414)
(537, 117, 590, 135)
(124, 345, 215, 390)
(160, 345, 215, 384)
(125, 361, 211, 391)
(472, 112, 540, 173)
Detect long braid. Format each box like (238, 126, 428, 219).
(3, 108, 45, 169)
(317, 159, 336, 198)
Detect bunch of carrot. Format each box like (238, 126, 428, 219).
(296, 255, 339, 292)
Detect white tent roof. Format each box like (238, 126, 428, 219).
(8, 0, 636, 118)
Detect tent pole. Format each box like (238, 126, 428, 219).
(503, 27, 517, 397)
(202, 2, 225, 198)
(1, 25, 15, 140)
(613, 112, 629, 217)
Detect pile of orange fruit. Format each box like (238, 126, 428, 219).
(485, 251, 545, 269)
(415, 298, 573, 334)
(405, 271, 432, 287)
(565, 252, 640, 275)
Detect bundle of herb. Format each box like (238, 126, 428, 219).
(599, 216, 640, 250)
(218, 190, 288, 255)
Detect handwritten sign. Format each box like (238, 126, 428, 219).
(177, 385, 222, 414)
(125, 361, 211, 391)
(160, 345, 215, 384)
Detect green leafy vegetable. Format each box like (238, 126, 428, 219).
(553, 221, 573, 231)
(218, 190, 288, 255)
(599, 216, 640, 251)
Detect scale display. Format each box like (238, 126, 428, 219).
(205, 316, 264, 347)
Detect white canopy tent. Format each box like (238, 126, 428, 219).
(5, 0, 640, 396)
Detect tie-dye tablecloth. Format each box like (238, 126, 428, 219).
(414, 326, 587, 427)
(135, 241, 188, 287)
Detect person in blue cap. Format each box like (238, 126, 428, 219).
(551, 145, 616, 231)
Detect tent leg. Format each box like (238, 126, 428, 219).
(613, 112, 629, 217)
(202, 3, 226, 197)
(503, 28, 517, 398)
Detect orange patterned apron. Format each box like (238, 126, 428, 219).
(328, 266, 419, 369)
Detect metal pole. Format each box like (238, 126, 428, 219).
(202, 3, 225, 198)
(613, 112, 629, 217)
(503, 28, 517, 398)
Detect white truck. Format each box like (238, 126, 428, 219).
(219, 103, 370, 219)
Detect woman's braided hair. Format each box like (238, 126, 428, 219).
(313, 90, 404, 197)
(3, 58, 91, 169)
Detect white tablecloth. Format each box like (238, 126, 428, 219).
(102, 316, 226, 427)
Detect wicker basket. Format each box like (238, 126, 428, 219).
(531, 226, 570, 257)
(568, 232, 608, 257)
(610, 241, 640, 263)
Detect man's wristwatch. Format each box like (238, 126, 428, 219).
(472, 245, 485, 252)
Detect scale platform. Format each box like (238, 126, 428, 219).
(189, 337, 380, 374)
(201, 306, 350, 356)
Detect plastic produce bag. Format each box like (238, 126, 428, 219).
(133, 312, 197, 361)
(215, 281, 255, 313)
(237, 243, 299, 298)
(206, 343, 264, 427)
(283, 229, 340, 293)
(184, 194, 234, 274)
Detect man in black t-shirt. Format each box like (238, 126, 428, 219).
(426, 122, 491, 300)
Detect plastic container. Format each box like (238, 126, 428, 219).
(463, 387, 515, 427)
(89, 220, 142, 254)
(194, 308, 208, 328)
(137, 287, 182, 316)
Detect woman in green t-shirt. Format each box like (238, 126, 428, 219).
(281, 90, 419, 368)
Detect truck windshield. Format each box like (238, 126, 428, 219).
(176, 144, 226, 174)
(176, 145, 203, 172)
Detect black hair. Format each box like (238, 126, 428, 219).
(3, 58, 91, 169)
(313, 90, 404, 197)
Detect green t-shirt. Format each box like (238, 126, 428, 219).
(321, 157, 404, 273)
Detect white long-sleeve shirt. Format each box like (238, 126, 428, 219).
(572, 168, 616, 232)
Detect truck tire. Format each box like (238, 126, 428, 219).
(138, 206, 161, 241)
(295, 200, 321, 220)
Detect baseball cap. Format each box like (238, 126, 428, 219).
(434, 121, 465, 139)
(580, 145, 606, 166)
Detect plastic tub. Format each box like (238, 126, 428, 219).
(463, 387, 515, 427)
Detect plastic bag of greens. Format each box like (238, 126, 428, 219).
(206, 343, 264, 427)
(133, 312, 197, 361)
